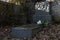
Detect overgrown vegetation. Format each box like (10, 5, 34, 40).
(42, 20, 49, 28)
(0, 1, 29, 26)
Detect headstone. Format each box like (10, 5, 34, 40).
(51, 1, 60, 22)
(33, 2, 51, 23)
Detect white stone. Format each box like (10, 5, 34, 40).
(37, 20, 42, 24)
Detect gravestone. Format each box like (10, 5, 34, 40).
(33, 2, 51, 23)
(51, 1, 60, 22)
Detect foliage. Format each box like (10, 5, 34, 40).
(42, 20, 49, 28)
(0, 1, 28, 25)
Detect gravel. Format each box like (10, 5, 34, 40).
(0, 24, 60, 40)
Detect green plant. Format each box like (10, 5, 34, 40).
(42, 20, 49, 28)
